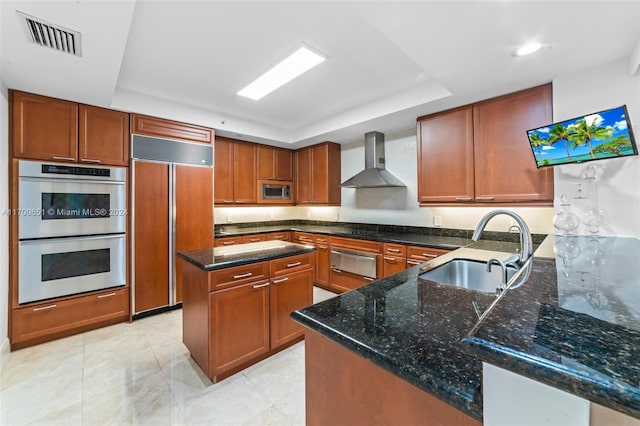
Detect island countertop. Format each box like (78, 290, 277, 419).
(178, 240, 317, 271)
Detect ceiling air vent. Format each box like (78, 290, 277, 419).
(17, 11, 82, 57)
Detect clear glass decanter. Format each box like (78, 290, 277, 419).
(553, 194, 579, 234)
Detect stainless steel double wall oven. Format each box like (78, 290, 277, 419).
(17, 160, 127, 304)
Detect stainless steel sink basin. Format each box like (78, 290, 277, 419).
(418, 259, 518, 294)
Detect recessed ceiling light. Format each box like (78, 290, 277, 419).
(515, 42, 542, 56)
(238, 44, 326, 101)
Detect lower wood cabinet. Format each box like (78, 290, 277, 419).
(182, 253, 313, 382)
(330, 268, 375, 293)
(11, 288, 130, 350)
(241, 233, 267, 244)
(314, 236, 331, 289)
(406, 246, 452, 267)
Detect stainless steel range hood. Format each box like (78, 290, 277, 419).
(341, 131, 406, 188)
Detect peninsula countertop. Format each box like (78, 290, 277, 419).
(292, 236, 640, 421)
(177, 240, 317, 271)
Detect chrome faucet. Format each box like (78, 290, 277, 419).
(486, 257, 508, 294)
(472, 209, 533, 268)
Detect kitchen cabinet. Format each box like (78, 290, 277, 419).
(382, 243, 408, 278)
(11, 288, 130, 350)
(257, 145, 293, 181)
(266, 232, 291, 242)
(295, 142, 341, 205)
(417, 84, 553, 205)
(330, 236, 382, 293)
(11, 91, 129, 166)
(214, 137, 257, 204)
(181, 252, 313, 382)
(241, 233, 267, 244)
(293, 232, 331, 289)
(406, 246, 452, 267)
(130, 114, 213, 144)
(214, 236, 241, 247)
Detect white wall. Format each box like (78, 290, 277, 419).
(215, 128, 555, 235)
(553, 59, 640, 238)
(1, 73, 10, 359)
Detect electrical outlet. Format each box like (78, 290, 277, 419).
(226, 214, 232, 223)
(335, 212, 340, 221)
(433, 216, 442, 227)
(269, 211, 275, 220)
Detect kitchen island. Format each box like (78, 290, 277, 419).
(292, 236, 640, 425)
(178, 240, 316, 382)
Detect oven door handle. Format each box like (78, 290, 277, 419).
(19, 176, 126, 185)
(19, 234, 125, 245)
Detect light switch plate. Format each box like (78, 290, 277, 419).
(433, 216, 442, 227)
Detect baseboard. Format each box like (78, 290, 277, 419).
(0, 337, 10, 371)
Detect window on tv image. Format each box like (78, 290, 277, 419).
(527, 105, 638, 168)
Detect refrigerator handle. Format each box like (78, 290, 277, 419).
(169, 164, 177, 306)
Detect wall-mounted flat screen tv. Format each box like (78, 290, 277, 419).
(526, 105, 638, 168)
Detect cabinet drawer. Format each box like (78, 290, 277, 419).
(266, 232, 291, 242)
(11, 288, 129, 347)
(270, 253, 314, 276)
(241, 234, 267, 244)
(215, 236, 242, 247)
(331, 236, 382, 254)
(292, 232, 315, 245)
(314, 235, 329, 245)
(383, 243, 406, 257)
(406, 246, 452, 262)
(210, 262, 269, 291)
(330, 269, 375, 293)
(131, 114, 213, 144)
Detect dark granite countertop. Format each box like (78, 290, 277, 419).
(462, 236, 640, 419)
(178, 240, 317, 271)
(215, 221, 548, 251)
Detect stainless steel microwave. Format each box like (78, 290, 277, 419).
(257, 180, 293, 203)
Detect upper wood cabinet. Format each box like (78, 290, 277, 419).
(11, 91, 129, 166)
(130, 114, 213, 144)
(417, 84, 554, 205)
(79, 105, 129, 166)
(214, 137, 257, 204)
(295, 142, 341, 205)
(257, 145, 293, 181)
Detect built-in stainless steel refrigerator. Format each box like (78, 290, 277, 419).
(131, 134, 214, 316)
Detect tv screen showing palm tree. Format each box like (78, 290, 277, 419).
(527, 105, 638, 168)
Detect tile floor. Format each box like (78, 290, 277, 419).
(0, 287, 337, 426)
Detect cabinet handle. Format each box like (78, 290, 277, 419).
(383, 256, 397, 262)
(455, 197, 472, 201)
(422, 253, 438, 258)
(272, 277, 289, 284)
(33, 304, 57, 311)
(364, 277, 375, 281)
(318, 245, 328, 250)
(222, 200, 234, 203)
(80, 158, 101, 163)
(317, 239, 327, 243)
(233, 272, 253, 279)
(222, 241, 235, 245)
(252, 282, 270, 289)
(52, 156, 75, 161)
(387, 248, 401, 253)
(476, 196, 495, 201)
(249, 238, 261, 242)
(332, 268, 342, 273)
(97, 292, 117, 299)
(286, 261, 301, 268)
(407, 260, 422, 266)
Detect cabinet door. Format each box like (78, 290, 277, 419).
(210, 281, 270, 373)
(233, 141, 257, 203)
(11, 91, 78, 161)
(295, 147, 313, 203)
(257, 145, 276, 180)
(330, 269, 372, 293)
(473, 84, 554, 202)
(382, 256, 407, 278)
(175, 165, 213, 303)
(133, 161, 170, 313)
(417, 106, 474, 203)
(309, 143, 341, 204)
(270, 269, 313, 348)
(131, 114, 213, 144)
(79, 105, 129, 166)
(315, 240, 331, 288)
(274, 147, 293, 181)
(214, 138, 234, 204)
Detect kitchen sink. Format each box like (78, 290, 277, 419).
(418, 259, 518, 294)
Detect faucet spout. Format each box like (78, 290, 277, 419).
(472, 209, 532, 267)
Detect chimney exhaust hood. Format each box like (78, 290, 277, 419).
(341, 131, 406, 188)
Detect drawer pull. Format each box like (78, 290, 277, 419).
(97, 292, 117, 299)
(364, 277, 375, 281)
(422, 253, 438, 258)
(272, 277, 289, 284)
(252, 282, 270, 289)
(332, 268, 343, 273)
(80, 158, 101, 163)
(407, 260, 422, 266)
(455, 197, 472, 201)
(317, 239, 327, 243)
(317, 245, 328, 250)
(222, 200, 234, 203)
(249, 238, 261, 242)
(52, 156, 75, 161)
(386, 248, 401, 253)
(233, 272, 253, 279)
(383, 256, 397, 262)
(33, 304, 57, 311)
(476, 196, 495, 201)
(286, 261, 302, 268)
(222, 241, 235, 245)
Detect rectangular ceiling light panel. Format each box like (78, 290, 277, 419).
(17, 11, 82, 57)
(238, 45, 326, 101)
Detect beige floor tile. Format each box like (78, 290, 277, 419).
(241, 404, 293, 426)
(313, 287, 338, 303)
(274, 392, 306, 426)
(25, 401, 83, 426)
(242, 349, 305, 405)
(162, 357, 212, 403)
